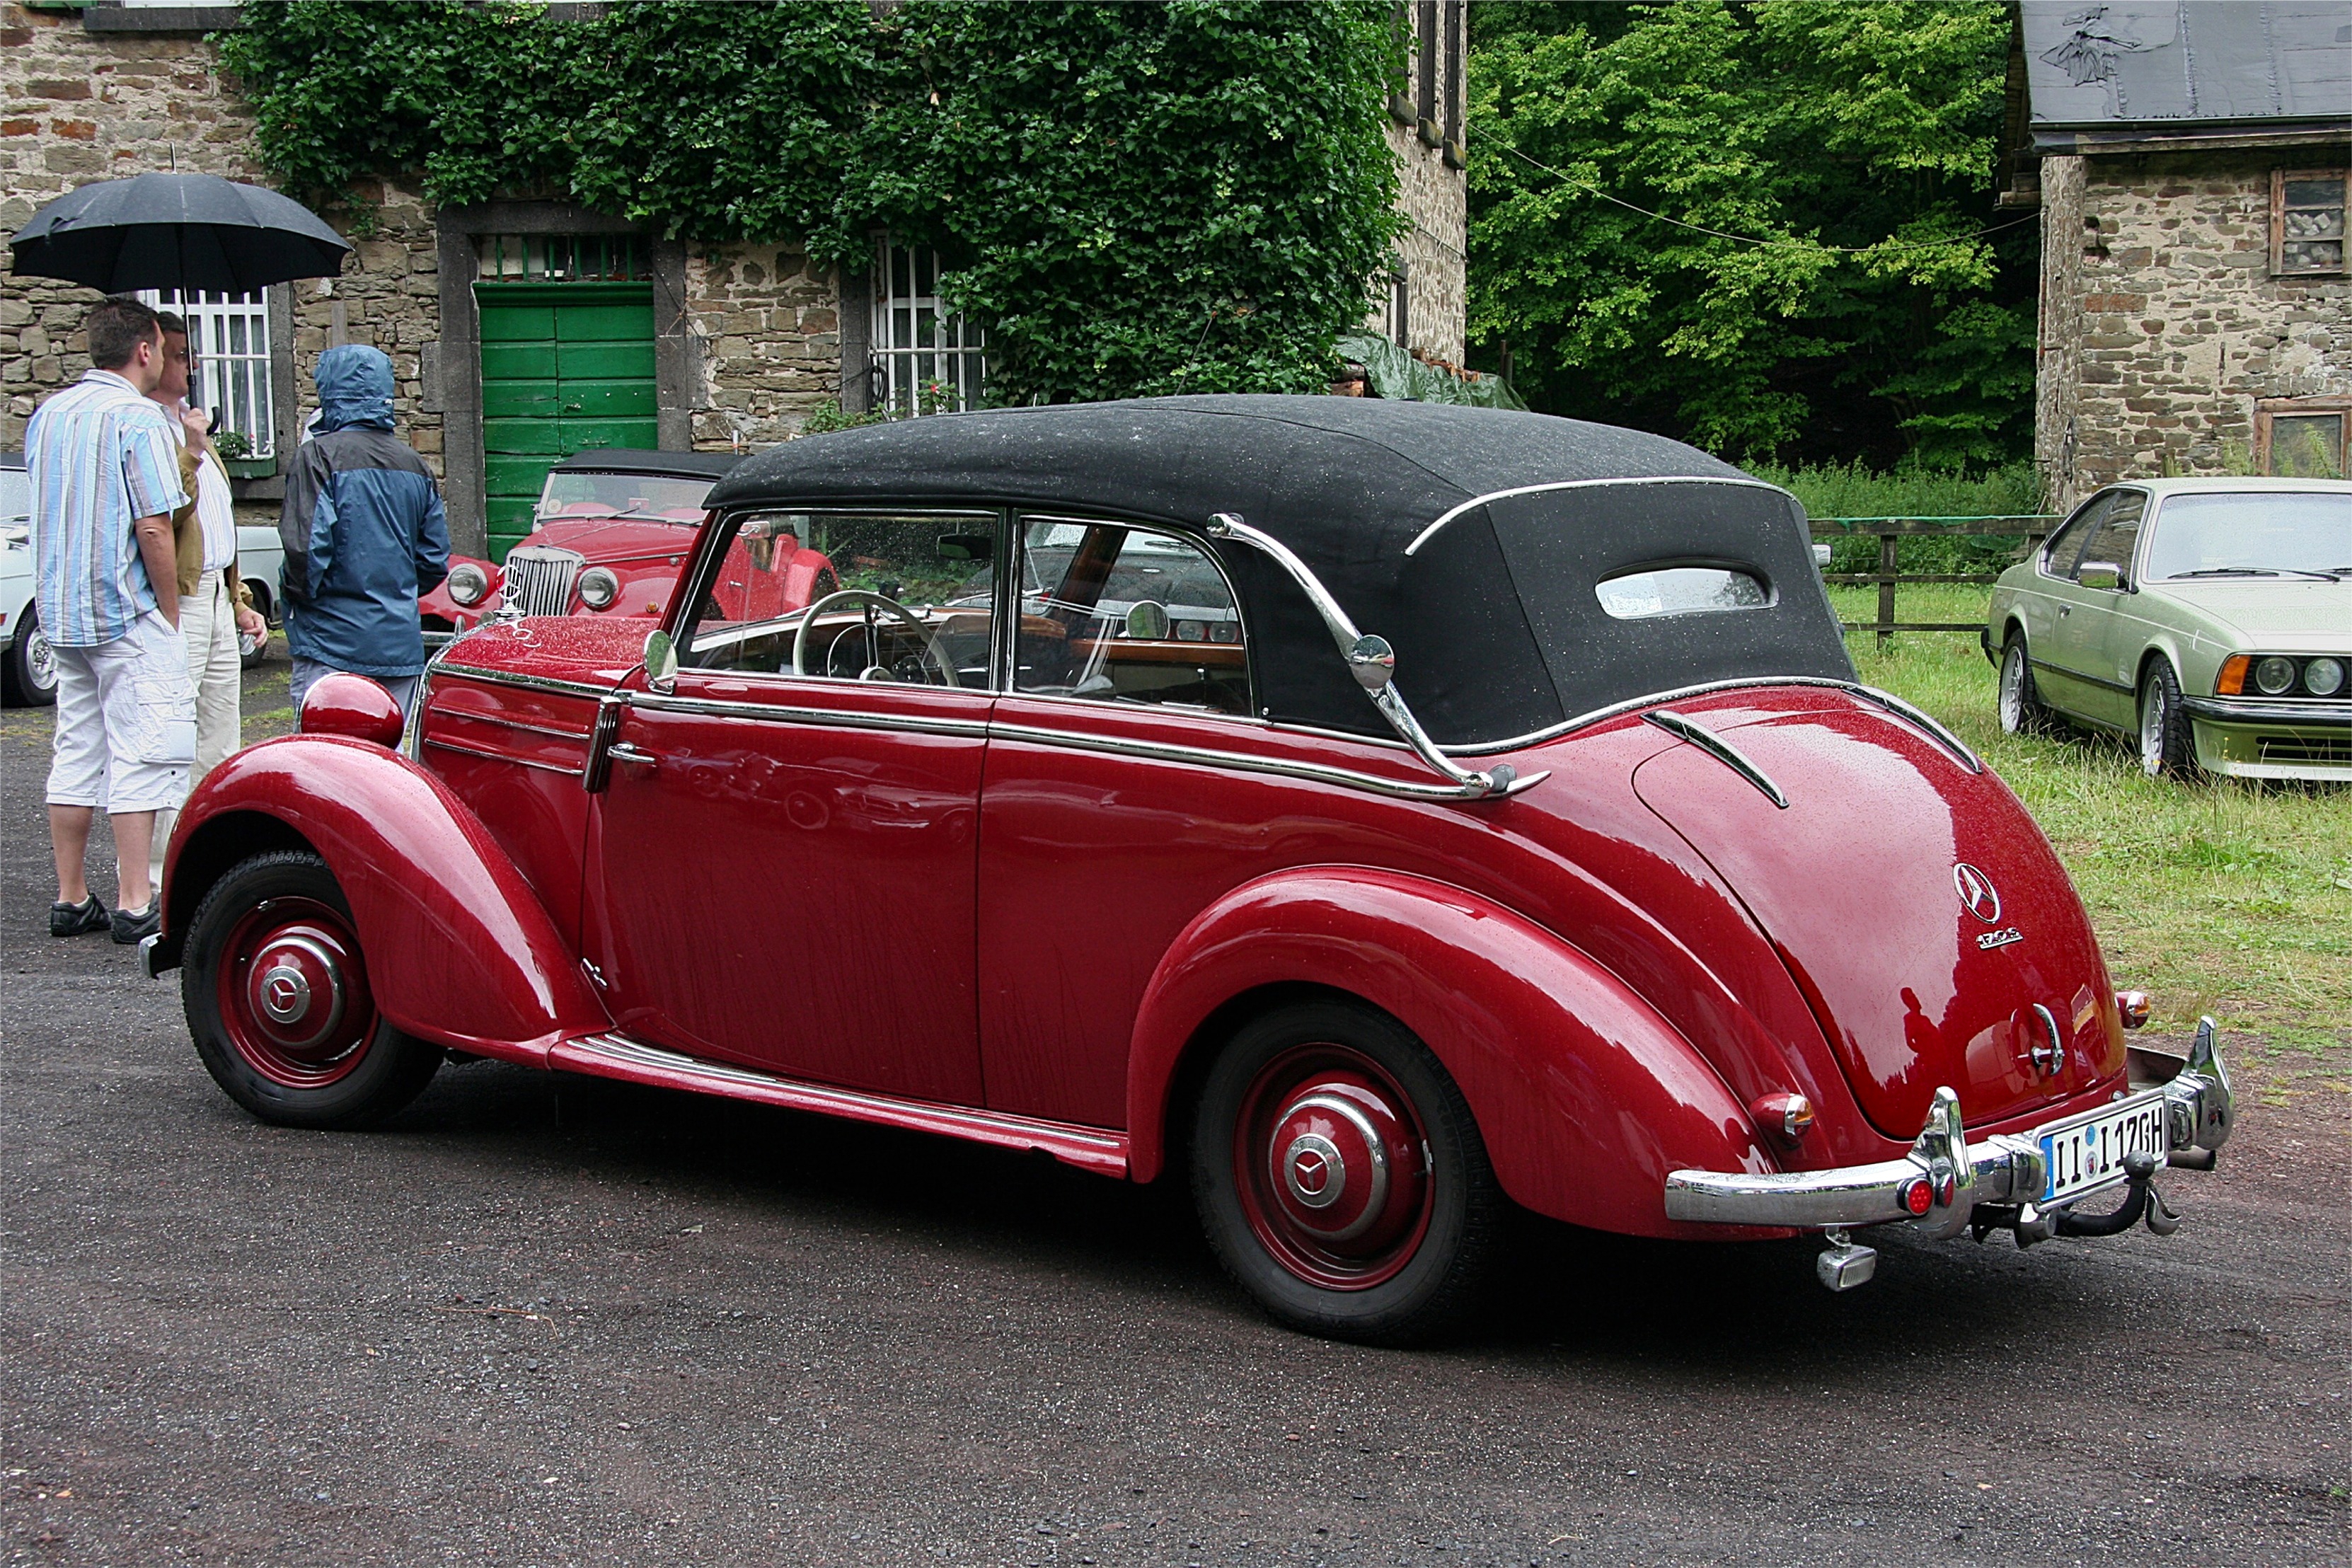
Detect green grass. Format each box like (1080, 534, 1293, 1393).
(1831, 583, 2352, 1095)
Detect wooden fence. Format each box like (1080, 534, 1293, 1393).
(1811, 515, 2058, 647)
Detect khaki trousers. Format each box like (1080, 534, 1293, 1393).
(135, 570, 243, 894)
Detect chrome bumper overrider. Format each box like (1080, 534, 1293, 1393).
(1664, 1019, 2232, 1289)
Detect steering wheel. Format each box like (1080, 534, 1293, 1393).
(790, 589, 962, 688)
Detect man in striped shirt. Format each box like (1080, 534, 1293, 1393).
(26, 296, 195, 945)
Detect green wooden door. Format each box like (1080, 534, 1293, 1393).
(475, 281, 658, 561)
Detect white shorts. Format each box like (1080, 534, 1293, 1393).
(47, 611, 196, 815)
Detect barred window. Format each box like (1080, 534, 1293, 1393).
(2272, 170, 2348, 277)
(870, 241, 986, 417)
(138, 288, 276, 458)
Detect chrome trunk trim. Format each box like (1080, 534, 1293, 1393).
(1642, 709, 1789, 808)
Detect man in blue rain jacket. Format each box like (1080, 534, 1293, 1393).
(279, 345, 449, 716)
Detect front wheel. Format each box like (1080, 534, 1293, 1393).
(183, 849, 442, 1128)
(1191, 1000, 1502, 1344)
(2138, 660, 2198, 779)
(1997, 633, 2049, 736)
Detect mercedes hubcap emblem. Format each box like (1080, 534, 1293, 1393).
(259, 963, 311, 1024)
(1953, 862, 2002, 925)
(1282, 1131, 1346, 1210)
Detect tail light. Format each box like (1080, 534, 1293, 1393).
(2116, 991, 2152, 1030)
(1751, 1091, 1815, 1143)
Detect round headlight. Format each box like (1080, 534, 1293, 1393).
(2254, 655, 2297, 695)
(2305, 656, 2345, 697)
(445, 561, 490, 608)
(577, 566, 619, 610)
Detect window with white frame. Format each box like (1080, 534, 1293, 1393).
(870, 241, 985, 416)
(137, 288, 277, 457)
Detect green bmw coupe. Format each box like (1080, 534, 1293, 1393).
(1985, 478, 2352, 781)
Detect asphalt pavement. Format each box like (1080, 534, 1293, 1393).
(3, 657, 2346, 1567)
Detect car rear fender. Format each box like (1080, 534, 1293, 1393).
(1124, 867, 1777, 1238)
(157, 734, 606, 1063)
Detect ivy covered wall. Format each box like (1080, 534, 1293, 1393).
(221, 0, 1408, 404)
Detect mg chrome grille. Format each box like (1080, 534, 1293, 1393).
(500, 546, 584, 617)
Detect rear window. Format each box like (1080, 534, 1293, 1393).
(1596, 565, 1770, 619)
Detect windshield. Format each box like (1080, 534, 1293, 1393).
(2145, 492, 2352, 580)
(536, 471, 714, 523)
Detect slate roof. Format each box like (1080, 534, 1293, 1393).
(2023, 1, 2352, 146)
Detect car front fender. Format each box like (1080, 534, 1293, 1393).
(157, 734, 607, 1063)
(1124, 867, 1778, 1238)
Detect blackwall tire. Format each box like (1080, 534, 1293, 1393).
(1997, 634, 2049, 737)
(182, 850, 442, 1129)
(2138, 660, 2198, 780)
(4, 606, 59, 707)
(1191, 1000, 1503, 1345)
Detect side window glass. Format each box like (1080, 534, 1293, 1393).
(681, 510, 996, 687)
(2042, 494, 2111, 576)
(2072, 492, 2146, 585)
(1013, 519, 1250, 715)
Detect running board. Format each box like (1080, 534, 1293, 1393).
(550, 1032, 1131, 1177)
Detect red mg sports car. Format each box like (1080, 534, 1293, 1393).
(145, 398, 2230, 1342)
(418, 449, 838, 643)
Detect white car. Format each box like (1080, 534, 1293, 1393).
(1, 451, 54, 705)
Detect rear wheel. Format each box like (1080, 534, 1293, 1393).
(4, 604, 59, 707)
(1997, 633, 2050, 736)
(2138, 659, 2198, 779)
(1191, 1000, 1501, 1344)
(183, 850, 442, 1127)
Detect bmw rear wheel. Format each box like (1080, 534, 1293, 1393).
(183, 850, 442, 1128)
(2137, 660, 2198, 779)
(1192, 1000, 1501, 1344)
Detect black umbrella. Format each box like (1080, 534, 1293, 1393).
(8, 172, 350, 295)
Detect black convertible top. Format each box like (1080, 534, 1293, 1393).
(553, 448, 739, 480)
(713, 398, 1852, 746)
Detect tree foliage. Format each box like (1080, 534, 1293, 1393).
(1467, 1, 2034, 467)
(221, 0, 1404, 403)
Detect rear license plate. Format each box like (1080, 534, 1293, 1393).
(2039, 1090, 2167, 1207)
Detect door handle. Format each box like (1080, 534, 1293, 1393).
(606, 742, 659, 768)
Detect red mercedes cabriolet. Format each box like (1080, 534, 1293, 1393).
(146, 398, 2230, 1342)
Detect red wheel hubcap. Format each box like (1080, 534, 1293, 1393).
(218, 898, 376, 1088)
(1235, 1045, 1431, 1291)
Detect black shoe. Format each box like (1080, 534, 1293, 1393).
(50, 894, 108, 937)
(110, 901, 160, 945)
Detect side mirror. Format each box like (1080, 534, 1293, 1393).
(643, 627, 679, 694)
(2077, 561, 2125, 591)
(1347, 633, 1395, 692)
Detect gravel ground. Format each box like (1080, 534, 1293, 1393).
(2, 659, 2346, 1566)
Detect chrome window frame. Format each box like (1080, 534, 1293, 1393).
(670, 503, 1010, 693)
(1006, 511, 1257, 722)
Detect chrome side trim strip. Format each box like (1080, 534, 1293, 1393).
(430, 709, 594, 742)
(558, 1032, 1129, 1175)
(1643, 709, 1790, 808)
(1403, 475, 1795, 557)
(430, 663, 620, 702)
(628, 688, 992, 739)
(421, 735, 587, 776)
(986, 720, 1542, 802)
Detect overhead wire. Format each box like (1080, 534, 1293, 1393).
(1495, 142, 2041, 253)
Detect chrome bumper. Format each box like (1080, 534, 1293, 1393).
(2181, 695, 2350, 727)
(1665, 1020, 2232, 1255)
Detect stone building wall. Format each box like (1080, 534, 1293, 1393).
(2036, 149, 2352, 512)
(1383, 120, 1468, 368)
(684, 243, 843, 452)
